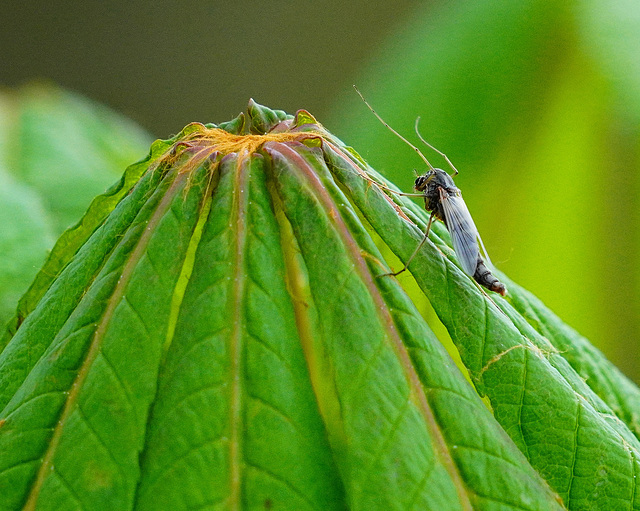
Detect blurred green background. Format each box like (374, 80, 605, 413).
(1, 0, 639, 382)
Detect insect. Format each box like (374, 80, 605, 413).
(354, 86, 507, 296)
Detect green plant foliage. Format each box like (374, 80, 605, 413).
(0, 84, 153, 328)
(330, 0, 640, 383)
(1, 102, 639, 510)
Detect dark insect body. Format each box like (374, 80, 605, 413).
(354, 85, 507, 296)
(414, 169, 506, 296)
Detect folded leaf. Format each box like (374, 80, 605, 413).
(324, 142, 640, 509)
(3, 101, 634, 510)
(502, 275, 640, 441)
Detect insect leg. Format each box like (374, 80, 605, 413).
(364, 176, 425, 197)
(349, 162, 425, 197)
(380, 210, 436, 277)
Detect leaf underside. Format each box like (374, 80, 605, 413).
(1, 104, 639, 510)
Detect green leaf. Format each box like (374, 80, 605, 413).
(323, 143, 640, 509)
(11, 84, 153, 232)
(501, 274, 640, 440)
(0, 154, 211, 510)
(0, 136, 173, 350)
(272, 141, 561, 509)
(330, 0, 640, 385)
(247, 99, 293, 134)
(2, 101, 638, 510)
(0, 170, 53, 331)
(0, 84, 154, 330)
(218, 112, 246, 135)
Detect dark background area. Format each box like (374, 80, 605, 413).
(1, 1, 418, 137)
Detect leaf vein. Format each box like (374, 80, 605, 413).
(517, 350, 530, 460)
(51, 464, 85, 510)
(145, 381, 226, 433)
(143, 247, 164, 286)
(228, 156, 249, 510)
(449, 443, 527, 472)
(247, 392, 301, 435)
(0, 457, 43, 479)
(121, 294, 151, 337)
(162, 328, 229, 383)
(98, 349, 134, 412)
(246, 330, 295, 375)
(75, 405, 127, 483)
(245, 460, 320, 511)
(361, 397, 412, 486)
(339, 332, 388, 406)
(138, 436, 224, 500)
(2, 390, 66, 420)
(565, 402, 580, 508)
(405, 458, 437, 509)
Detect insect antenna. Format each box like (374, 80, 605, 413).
(414, 117, 459, 177)
(353, 85, 435, 172)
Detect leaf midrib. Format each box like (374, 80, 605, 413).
(22, 169, 187, 510)
(228, 154, 249, 510)
(271, 141, 474, 511)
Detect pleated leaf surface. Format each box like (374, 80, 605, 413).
(2, 102, 635, 510)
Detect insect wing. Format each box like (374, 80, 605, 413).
(439, 188, 480, 276)
(476, 229, 493, 267)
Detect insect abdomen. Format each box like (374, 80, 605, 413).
(473, 258, 507, 296)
